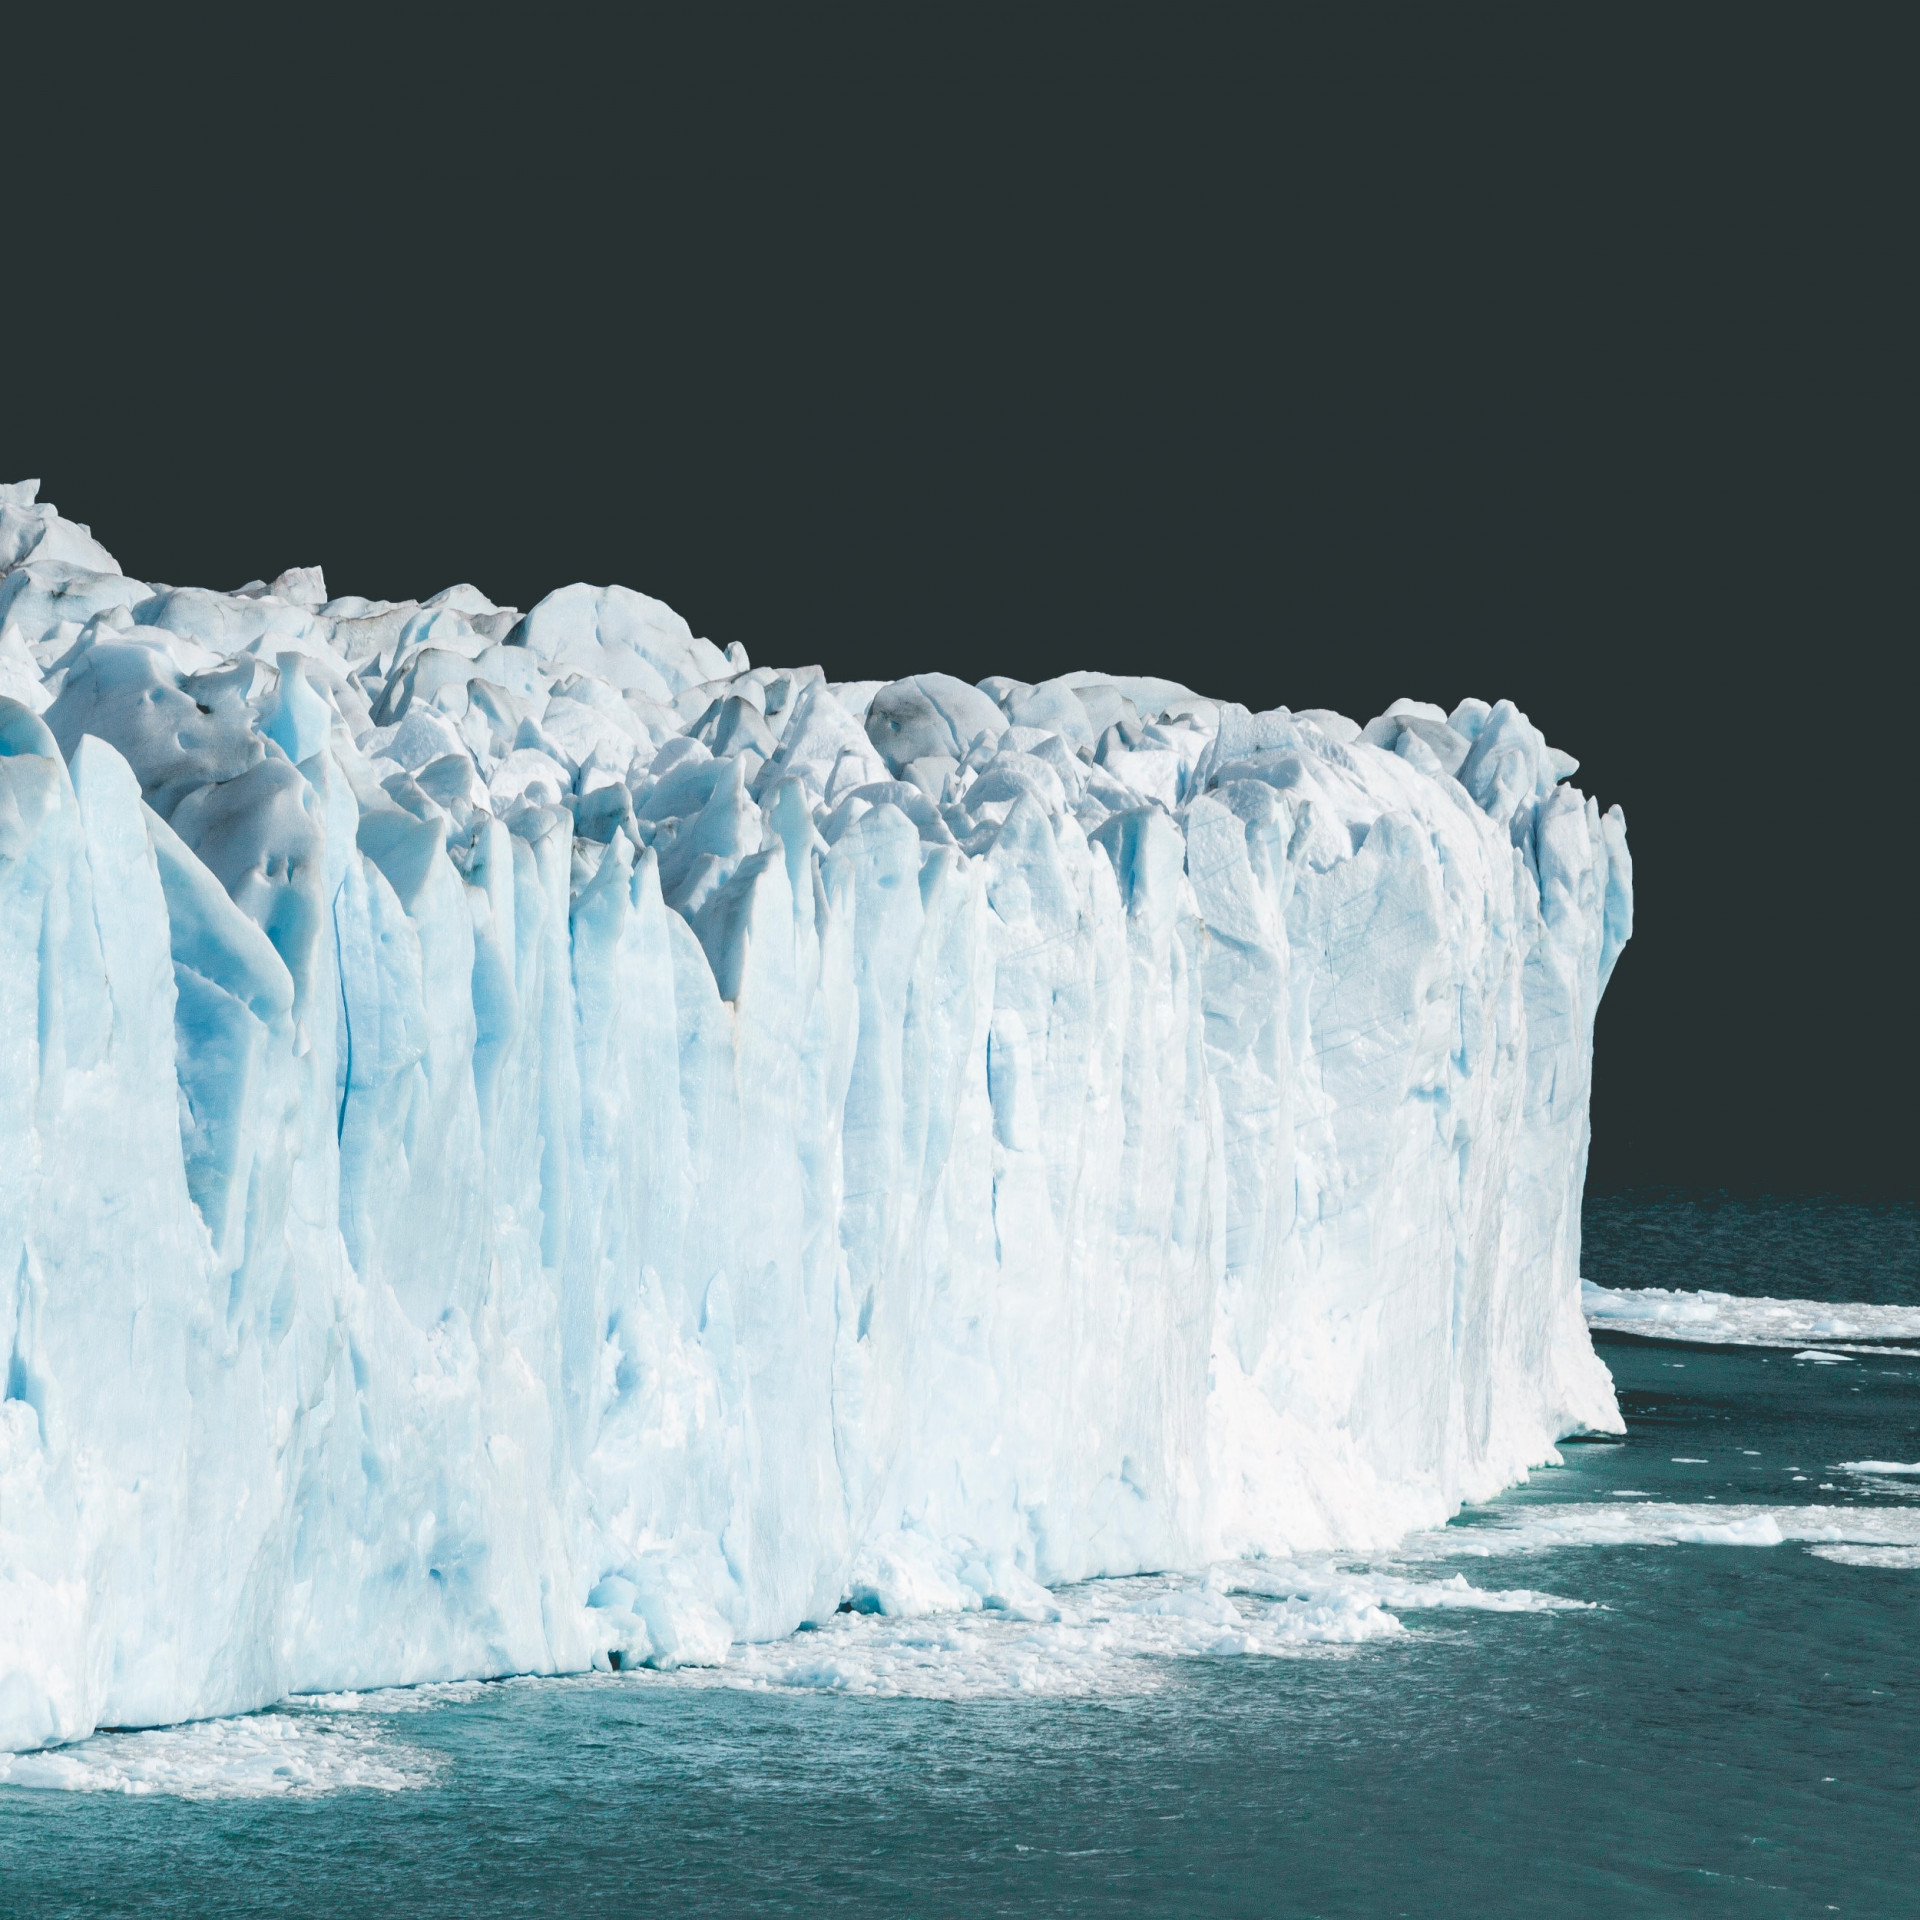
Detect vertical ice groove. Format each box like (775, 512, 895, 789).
(0, 487, 1630, 1747)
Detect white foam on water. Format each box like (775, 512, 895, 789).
(590, 1563, 1591, 1702)
(1807, 1545, 1920, 1570)
(1408, 1504, 1920, 1557)
(0, 1710, 441, 1798)
(271, 1566, 1589, 1713)
(293, 1679, 502, 1715)
(636, 1579, 1395, 1700)
(1582, 1282, 1920, 1353)
(1225, 1561, 1591, 1617)
(1835, 1461, 1920, 1475)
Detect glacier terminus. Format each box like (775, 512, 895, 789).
(0, 480, 1631, 1752)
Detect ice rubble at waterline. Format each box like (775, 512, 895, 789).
(0, 480, 1631, 1751)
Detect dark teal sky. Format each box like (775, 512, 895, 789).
(10, 11, 1911, 1196)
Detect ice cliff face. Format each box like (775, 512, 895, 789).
(0, 480, 1631, 1750)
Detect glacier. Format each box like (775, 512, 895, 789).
(0, 478, 1631, 1752)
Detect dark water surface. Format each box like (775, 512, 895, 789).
(1583, 1191, 1919, 1308)
(3, 1202, 1916, 1919)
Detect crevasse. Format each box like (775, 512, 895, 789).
(0, 480, 1630, 1751)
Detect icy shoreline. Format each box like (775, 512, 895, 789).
(1583, 1282, 1920, 1352)
(0, 481, 1629, 1751)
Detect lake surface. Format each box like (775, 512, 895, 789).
(4, 1195, 1915, 1919)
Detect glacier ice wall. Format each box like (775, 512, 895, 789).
(0, 480, 1631, 1750)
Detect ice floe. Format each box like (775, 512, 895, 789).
(1582, 1283, 1920, 1353)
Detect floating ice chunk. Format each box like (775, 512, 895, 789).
(1129, 1584, 1246, 1626)
(0, 1713, 439, 1799)
(1227, 1560, 1592, 1614)
(630, 1573, 1405, 1701)
(1412, 1504, 1920, 1557)
(1807, 1546, 1920, 1569)
(843, 1529, 1063, 1621)
(1582, 1283, 1920, 1352)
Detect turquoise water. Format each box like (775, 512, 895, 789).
(3, 1200, 1915, 1918)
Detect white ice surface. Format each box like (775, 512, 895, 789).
(1409, 1504, 1920, 1556)
(1582, 1283, 1920, 1351)
(0, 484, 1631, 1751)
(644, 1562, 1591, 1701)
(0, 1711, 439, 1797)
(1806, 1546, 1920, 1569)
(300, 1560, 1586, 1709)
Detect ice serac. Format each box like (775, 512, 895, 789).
(0, 483, 1632, 1749)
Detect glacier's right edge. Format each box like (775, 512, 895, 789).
(862, 688, 1635, 1612)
